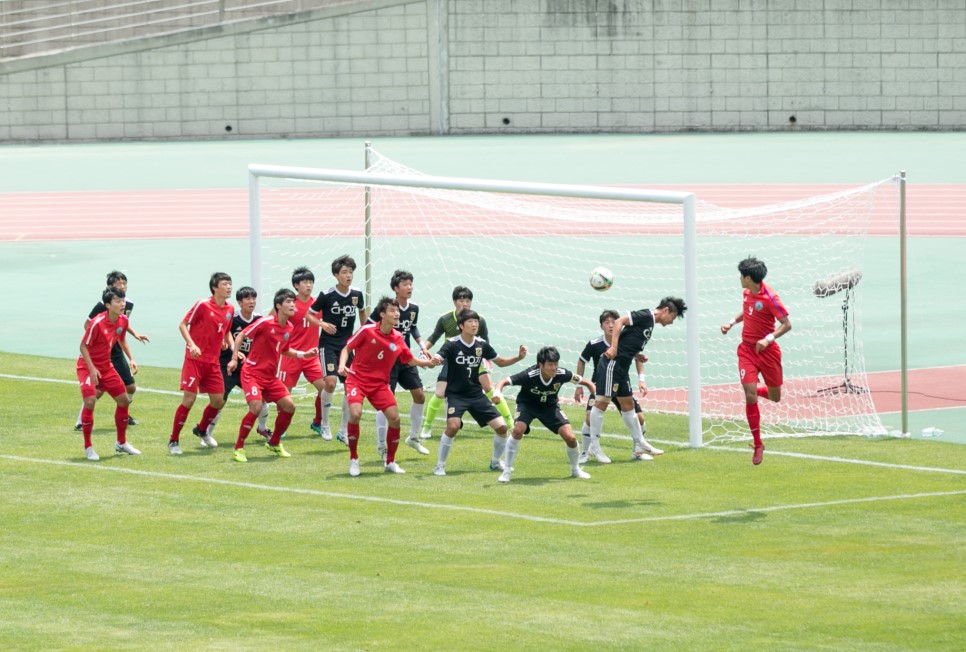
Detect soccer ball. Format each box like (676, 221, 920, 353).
(589, 267, 614, 292)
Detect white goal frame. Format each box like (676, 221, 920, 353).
(248, 162, 702, 447)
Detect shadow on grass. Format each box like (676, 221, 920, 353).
(711, 510, 767, 524)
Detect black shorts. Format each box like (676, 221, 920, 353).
(446, 392, 501, 428)
(221, 361, 242, 399)
(320, 344, 349, 383)
(594, 357, 633, 399)
(514, 403, 570, 435)
(390, 360, 422, 392)
(110, 345, 135, 386)
(585, 393, 642, 414)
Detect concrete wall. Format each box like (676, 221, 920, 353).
(2, 0, 965, 141)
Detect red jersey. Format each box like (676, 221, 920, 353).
(288, 295, 319, 350)
(183, 297, 235, 364)
(241, 315, 295, 379)
(741, 281, 789, 345)
(344, 322, 414, 386)
(79, 313, 129, 369)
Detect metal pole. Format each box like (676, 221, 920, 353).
(364, 141, 373, 311)
(248, 169, 262, 310)
(682, 194, 702, 448)
(899, 170, 908, 435)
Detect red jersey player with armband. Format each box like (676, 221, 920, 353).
(75, 286, 141, 461)
(338, 296, 441, 477)
(720, 256, 792, 466)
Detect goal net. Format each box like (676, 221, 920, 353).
(248, 146, 896, 445)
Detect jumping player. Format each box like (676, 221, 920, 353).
(228, 288, 319, 462)
(720, 256, 791, 465)
(591, 297, 687, 462)
(432, 309, 527, 477)
(75, 286, 141, 460)
(308, 255, 368, 444)
(167, 272, 235, 455)
(492, 346, 595, 483)
(339, 296, 441, 476)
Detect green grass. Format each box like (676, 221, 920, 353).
(1, 351, 964, 651)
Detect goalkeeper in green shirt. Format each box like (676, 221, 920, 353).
(419, 286, 514, 438)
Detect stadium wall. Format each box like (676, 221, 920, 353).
(1, 0, 964, 141)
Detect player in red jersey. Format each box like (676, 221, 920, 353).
(720, 256, 792, 465)
(168, 272, 236, 455)
(75, 287, 141, 460)
(338, 296, 441, 476)
(277, 267, 328, 438)
(228, 288, 319, 462)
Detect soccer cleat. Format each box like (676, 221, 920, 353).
(200, 434, 218, 448)
(405, 437, 430, 455)
(377, 445, 387, 462)
(419, 428, 433, 440)
(74, 423, 82, 432)
(85, 446, 100, 461)
(639, 439, 664, 456)
(265, 442, 291, 458)
(167, 441, 183, 455)
(336, 432, 349, 447)
(631, 446, 654, 462)
(256, 426, 273, 440)
(233, 447, 247, 463)
(497, 468, 512, 483)
(115, 442, 141, 455)
(384, 461, 406, 474)
(571, 466, 591, 479)
(752, 443, 765, 465)
(127, 416, 139, 426)
(433, 463, 446, 476)
(312, 422, 333, 441)
(577, 451, 590, 465)
(591, 444, 612, 464)
(489, 459, 506, 472)
(349, 458, 361, 477)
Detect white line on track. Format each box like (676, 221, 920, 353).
(2, 455, 964, 528)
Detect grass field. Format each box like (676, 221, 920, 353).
(2, 350, 964, 651)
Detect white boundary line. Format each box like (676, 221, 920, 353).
(2, 455, 964, 528)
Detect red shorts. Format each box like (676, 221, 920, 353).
(345, 376, 397, 412)
(76, 360, 126, 399)
(737, 341, 783, 388)
(241, 366, 289, 404)
(279, 355, 324, 388)
(180, 358, 225, 395)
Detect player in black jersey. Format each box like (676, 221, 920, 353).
(574, 310, 650, 464)
(432, 310, 527, 477)
(492, 346, 595, 483)
(74, 270, 149, 430)
(202, 286, 271, 446)
(591, 296, 686, 462)
(308, 254, 368, 444)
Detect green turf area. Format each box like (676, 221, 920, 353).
(2, 351, 963, 650)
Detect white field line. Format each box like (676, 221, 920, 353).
(2, 455, 964, 528)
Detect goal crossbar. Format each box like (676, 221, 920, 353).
(248, 163, 703, 448)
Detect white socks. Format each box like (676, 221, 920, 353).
(505, 437, 520, 469)
(409, 402, 425, 438)
(621, 409, 644, 448)
(437, 434, 454, 465)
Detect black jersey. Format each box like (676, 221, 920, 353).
(506, 365, 577, 408)
(220, 311, 260, 365)
(616, 309, 655, 360)
(579, 335, 609, 379)
(438, 335, 498, 398)
(310, 285, 365, 348)
(395, 301, 422, 348)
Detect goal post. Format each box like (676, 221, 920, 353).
(247, 161, 704, 448)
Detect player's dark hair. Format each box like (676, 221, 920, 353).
(273, 288, 296, 311)
(390, 269, 413, 290)
(106, 270, 127, 286)
(374, 295, 399, 319)
(235, 286, 257, 301)
(331, 254, 357, 275)
(102, 286, 126, 305)
(738, 257, 767, 284)
(209, 272, 232, 293)
(537, 346, 561, 365)
(599, 309, 620, 324)
(456, 309, 480, 326)
(292, 266, 315, 286)
(452, 285, 473, 301)
(657, 296, 688, 319)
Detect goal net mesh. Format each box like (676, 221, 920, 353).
(253, 148, 896, 444)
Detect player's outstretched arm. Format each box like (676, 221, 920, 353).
(493, 345, 527, 367)
(721, 314, 743, 335)
(576, 375, 595, 396)
(409, 353, 441, 369)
